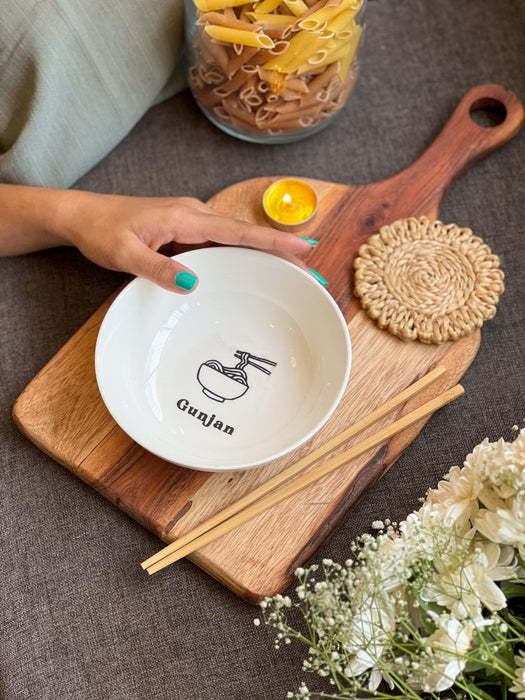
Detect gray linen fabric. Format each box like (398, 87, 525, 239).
(1, 1, 524, 698)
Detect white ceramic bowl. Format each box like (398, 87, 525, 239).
(95, 247, 351, 471)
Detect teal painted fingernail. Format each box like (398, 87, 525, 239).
(300, 237, 318, 246)
(174, 271, 197, 291)
(308, 267, 328, 286)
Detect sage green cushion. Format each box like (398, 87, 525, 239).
(0, 0, 187, 188)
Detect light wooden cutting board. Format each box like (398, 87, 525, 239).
(13, 84, 523, 603)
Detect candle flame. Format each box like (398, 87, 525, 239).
(282, 192, 293, 208)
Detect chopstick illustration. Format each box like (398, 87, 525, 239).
(142, 365, 461, 575)
(233, 351, 277, 375)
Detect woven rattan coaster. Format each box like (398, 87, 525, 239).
(353, 216, 505, 344)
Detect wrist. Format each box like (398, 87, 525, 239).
(43, 187, 92, 248)
(0, 184, 75, 254)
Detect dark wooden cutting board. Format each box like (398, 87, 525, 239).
(13, 84, 523, 603)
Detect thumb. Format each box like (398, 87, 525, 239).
(126, 240, 199, 294)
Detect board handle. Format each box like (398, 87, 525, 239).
(391, 84, 524, 209)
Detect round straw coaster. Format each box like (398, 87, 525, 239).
(353, 216, 505, 344)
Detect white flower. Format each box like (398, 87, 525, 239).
(422, 463, 483, 528)
(421, 617, 474, 692)
(475, 540, 518, 580)
(424, 540, 510, 617)
(510, 650, 525, 698)
(475, 491, 525, 557)
(342, 597, 395, 678)
(466, 430, 525, 499)
(367, 667, 395, 692)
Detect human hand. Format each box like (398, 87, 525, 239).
(55, 190, 317, 293)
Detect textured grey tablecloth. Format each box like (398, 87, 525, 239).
(1, 1, 524, 698)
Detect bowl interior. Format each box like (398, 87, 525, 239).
(95, 247, 351, 470)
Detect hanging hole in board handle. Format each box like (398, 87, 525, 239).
(455, 85, 524, 154)
(469, 97, 507, 128)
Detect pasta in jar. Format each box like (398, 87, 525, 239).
(185, 0, 366, 142)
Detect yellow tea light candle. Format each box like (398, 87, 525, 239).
(262, 178, 318, 231)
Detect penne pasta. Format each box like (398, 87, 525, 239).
(239, 74, 258, 98)
(194, 0, 252, 11)
(255, 105, 274, 121)
(267, 112, 318, 129)
(239, 4, 252, 22)
(265, 39, 291, 55)
(246, 12, 297, 26)
(223, 97, 259, 121)
(263, 29, 332, 72)
(248, 46, 287, 64)
(338, 52, 357, 83)
(212, 105, 232, 122)
(291, 0, 343, 27)
(307, 59, 340, 92)
(204, 24, 275, 48)
(197, 30, 233, 73)
(297, 45, 345, 72)
(280, 89, 304, 101)
(283, 0, 309, 15)
(245, 92, 264, 105)
(296, 28, 360, 73)
(223, 6, 237, 21)
(217, 65, 261, 95)
(337, 42, 354, 80)
(191, 84, 225, 108)
(227, 45, 260, 74)
(253, 0, 283, 11)
(263, 25, 291, 39)
(298, 0, 360, 30)
(325, 7, 355, 32)
(231, 116, 265, 133)
(198, 11, 259, 31)
(307, 48, 329, 64)
(285, 77, 310, 93)
(274, 99, 324, 116)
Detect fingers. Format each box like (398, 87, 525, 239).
(122, 233, 327, 296)
(124, 238, 199, 294)
(203, 212, 316, 255)
(148, 198, 317, 256)
(269, 249, 329, 286)
(268, 248, 312, 274)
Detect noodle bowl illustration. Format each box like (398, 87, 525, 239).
(197, 350, 277, 402)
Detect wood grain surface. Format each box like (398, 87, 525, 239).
(13, 84, 524, 603)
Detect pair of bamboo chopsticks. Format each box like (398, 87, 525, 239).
(142, 365, 463, 575)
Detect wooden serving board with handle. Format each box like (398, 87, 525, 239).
(13, 85, 523, 603)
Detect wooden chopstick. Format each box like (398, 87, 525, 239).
(141, 365, 446, 572)
(141, 365, 452, 574)
(144, 383, 464, 574)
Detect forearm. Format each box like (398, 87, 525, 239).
(0, 184, 74, 256)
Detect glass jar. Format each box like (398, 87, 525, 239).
(184, 0, 366, 144)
